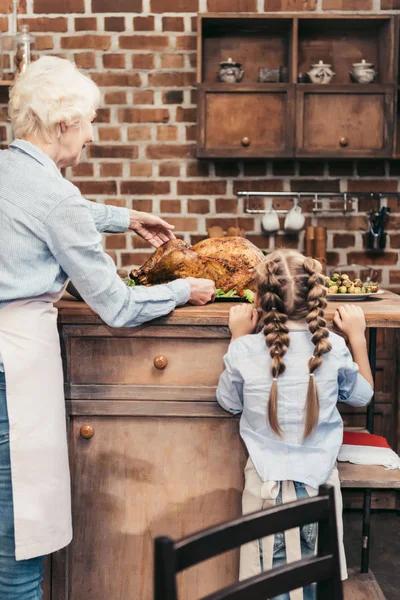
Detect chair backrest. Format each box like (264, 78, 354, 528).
(154, 484, 343, 600)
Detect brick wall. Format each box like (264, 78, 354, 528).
(1, 0, 400, 288)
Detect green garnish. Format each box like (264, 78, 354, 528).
(123, 277, 136, 287)
(215, 288, 255, 303)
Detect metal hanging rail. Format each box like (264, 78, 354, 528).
(236, 191, 400, 214)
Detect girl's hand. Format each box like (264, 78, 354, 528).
(333, 305, 366, 344)
(129, 210, 175, 248)
(229, 304, 259, 341)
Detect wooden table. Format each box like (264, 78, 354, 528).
(55, 291, 400, 599)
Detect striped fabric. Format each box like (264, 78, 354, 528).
(0, 140, 190, 370)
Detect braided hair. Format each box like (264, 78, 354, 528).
(255, 250, 332, 440)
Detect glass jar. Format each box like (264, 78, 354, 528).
(14, 24, 34, 77)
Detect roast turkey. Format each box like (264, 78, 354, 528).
(130, 237, 264, 292)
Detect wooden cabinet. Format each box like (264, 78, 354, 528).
(197, 85, 295, 158)
(197, 14, 397, 159)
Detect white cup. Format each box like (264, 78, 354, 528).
(284, 204, 305, 232)
(262, 208, 280, 233)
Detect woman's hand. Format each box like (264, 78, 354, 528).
(333, 304, 366, 345)
(129, 210, 175, 248)
(229, 304, 259, 342)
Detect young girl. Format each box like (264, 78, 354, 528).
(216, 250, 374, 600)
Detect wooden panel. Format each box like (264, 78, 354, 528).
(198, 86, 295, 158)
(344, 569, 386, 600)
(296, 87, 393, 157)
(69, 336, 227, 387)
(68, 416, 246, 600)
(340, 403, 394, 446)
(42, 556, 51, 600)
(339, 462, 400, 489)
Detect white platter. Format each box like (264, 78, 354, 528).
(327, 289, 384, 302)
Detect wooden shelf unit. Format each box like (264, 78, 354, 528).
(196, 13, 398, 159)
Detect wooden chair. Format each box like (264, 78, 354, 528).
(154, 484, 343, 600)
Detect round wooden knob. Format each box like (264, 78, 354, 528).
(154, 355, 168, 370)
(241, 137, 250, 147)
(80, 424, 95, 439)
(339, 136, 349, 147)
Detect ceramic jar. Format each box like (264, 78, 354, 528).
(307, 60, 335, 84)
(350, 59, 377, 84)
(217, 58, 244, 83)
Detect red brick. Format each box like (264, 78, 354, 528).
(74, 52, 95, 69)
(245, 235, 269, 250)
(176, 106, 197, 122)
(148, 72, 195, 87)
(387, 216, 400, 230)
(107, 251, 117, 265)
(119, 108, 169, 124)
(389, 270, 400, 283)
(264, 0, 316, 7)
(191, 16, 197, 31)
(206, 217, 254, 232)
(162, 90, 184, 105)
(165, 217, 198, 231)
(208, 0, 256, 8)
(119, 35, 169, 51)
(274, 234, 301, 249)
(61, 35, 111, 50)
(103, 54, 126, 69)
(159, 163, 180, 177)
(387, 197, 400, 212)
(358, 197, 378, 212)
(347, 180, 398, 193)
(92, 0, 142, 11)
(133, 16, 155, 31)
(121, 181, 170, 195)
(347, 251, 398, 265)
(104, 199, 127, 208)
(35, 36, 54, 50)
(72, 163, 94, 177)
(157, 126, 178, 142)
(244, 162, 268, 177)
(131, 199, 153, 212)
(162, 17, 185, 31)
(121, 252, 152, 267)
(233, 180, 284, 195)
(317, 216, 368, 231)
(161, 54, 185, 69)
(216, 198, 238, 213)
(104, 16, 125, 31)
(74, 181, 117, 195)
(20, 17, 68, 32)
(0, 0, 26, 13)
(74, 17, 97, 31)
(186, 162, 209, 177)
(189, 54, 196, 68)
(151, 0, 198, 11)
(34, 0, 83, 12)
(178, 181, 227, 195)
(0, 17, 8, 31)
(188, 199, 210, 214)
(132, 234, 159, 249)
(132, 54, 155, 69)
(215, 162, 240, 177)
(104, 91, 127, 104)
(176, 36, 197, 51)
(95, 108, 111, 123)
(133, 90, 154, 105)
(333, 234, 355, 248)
(91, 73, 142, 87)
(130, 163, 153, 177)
(105, 234, 127, 250)
(98, 127, 122, 142)
(89, 145, 138, 159)
(389, 234, 400, 248)
(146, 144, 195, 159)
(186, 125, 196, 142)
(160, 200, 182, 213)
(323, 0, 371, 7)
(290, 180, 340, 192)
(127, 126, 152, 141)
(100, 163, 123, 177)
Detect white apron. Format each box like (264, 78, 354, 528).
(0, 285, 72, 560)
(239, 458, 347, 600)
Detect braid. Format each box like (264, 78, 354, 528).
(303, 257, 332, 439)
(258, 260, 289, 437)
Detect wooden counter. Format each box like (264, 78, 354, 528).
(51, 292, 400, 600)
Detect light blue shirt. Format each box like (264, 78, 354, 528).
(216, 327, 374, 488)
(0, 140, 190, 369)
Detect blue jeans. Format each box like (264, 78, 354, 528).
(0, 372, 44, 599)
(260, 481, 317, 600)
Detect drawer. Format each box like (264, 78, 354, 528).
(69, 335, 229, 387)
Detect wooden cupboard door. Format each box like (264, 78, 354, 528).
(67, 416, 246, 600)
(296, 86, 394, 158)
(197, 85, 295, 158)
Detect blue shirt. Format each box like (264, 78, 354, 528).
(216, 327, 374, 488)
(0, 140, 190, 369)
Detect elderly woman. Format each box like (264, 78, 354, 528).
(0, 56, 215, 599)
